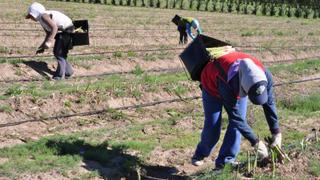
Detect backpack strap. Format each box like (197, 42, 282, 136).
(213, 60, 227, 81)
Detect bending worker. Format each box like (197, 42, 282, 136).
(26, 2, 74, 80)
(190, 46, 281, 170)
(171, 15, 202, 44)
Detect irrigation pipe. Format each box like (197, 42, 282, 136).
(0, 76, 320, 128)
(1, 56, 320, 85)
(0, 47, 185, 59)
(0, 55, 319, 85)
(2, 44, 320, 51)
(2, 46, 320, 60)
(0, 67, 184, 84)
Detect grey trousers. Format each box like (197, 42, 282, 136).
(53, 33, 73, 78)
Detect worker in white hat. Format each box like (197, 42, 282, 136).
(26, 2, 74, 80)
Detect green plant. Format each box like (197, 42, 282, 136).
(0, 105, 13, 113)
(309, 159, 320, 176)
(64, 100, 72, 108)
(113, 51, 123, 58)
(133, 65, 144, 76)
(5, 85, 23, 96)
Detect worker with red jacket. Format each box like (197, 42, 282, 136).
(190, 46, 282, 170)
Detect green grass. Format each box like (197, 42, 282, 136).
(0, 134, 143, 178)
(0, 103, 203, 176)
(278, 91, 320, 114)
(0, 104, 13, 113)
(269, 59, 320, 78)
(193, 164, 234, 180)
(309, 158, 320, 177)
(0, 136, 82, 178)
(1, 71, 192, 100)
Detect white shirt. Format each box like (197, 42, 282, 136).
(39, 10, 73, 32)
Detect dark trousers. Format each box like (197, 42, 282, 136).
(178, 26, 188, 44)
(53, 33, 73, 78)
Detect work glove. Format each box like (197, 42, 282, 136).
(271, 133, 282, 148)
(44, 40, 52, 49)
(255, 140, 269, 160)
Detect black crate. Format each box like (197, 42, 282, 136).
(171, 14, 181, 26)
(72, 20, 89, 46)
(179, 35, 231, 81)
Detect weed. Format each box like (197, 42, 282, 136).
(5, 85, 23, 96)
(113, 51, 123, 58)
(64, 100, 72, 108)
(133, 65, 144, 76)
(309, 158, 320, 176)
(278, 91, 320, 114)
(143, 53, 156, 61)
(194, 164, 233, 180)
(107, 108, 126, 120)
(0, 105, 13, 113)
(0, 46, 10, 54)
(80, 170, 100, 179)
(127, 51, 137, 57)
(0, 136, 82, 178)
(161, 133, 198, 150)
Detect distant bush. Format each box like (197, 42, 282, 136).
(198, 0, 207, 11)
(136, 0, 143, 6)
(113, 0, 121, 5)
(174, 0, 182, 9)
(121, 0, 128, 6)
(181, 0, 190, 10)
(167, 0, 175, 9)
(129, 0, 135, 6)
(143, 0, 151, 7)
(190, 0, 199, 11)
(151, 0, 159, 7)
(54, 0, 320, 19)
(159, 0, 167, 8)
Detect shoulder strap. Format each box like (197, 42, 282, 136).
(213, 60, 227, 81)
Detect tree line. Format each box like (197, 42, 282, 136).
(57, 0, 320, 18)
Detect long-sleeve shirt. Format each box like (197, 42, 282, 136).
(178, 17, 202, 39)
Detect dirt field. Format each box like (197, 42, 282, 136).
(0, 0, 319, 179)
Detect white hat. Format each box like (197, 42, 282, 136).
(26, 2, 45, 21)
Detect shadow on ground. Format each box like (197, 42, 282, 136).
(46, 139, 190, 179)
(23, 60, 54, 79)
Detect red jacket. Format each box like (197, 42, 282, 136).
(201, 51, 264, 98)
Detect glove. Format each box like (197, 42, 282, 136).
(255, 140, 269, 159)
(36, 47, 45, 54)
(271, 133, 282, 148)
(44, 41, 52, 49)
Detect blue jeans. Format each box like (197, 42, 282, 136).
(217, 69, 279, 146)
(263, 69, 279, 134)
(194, 88, 247, 167)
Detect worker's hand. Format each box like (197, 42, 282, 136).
(255, 140, 269, 159)
(44, 39, 53, 49)
(36, 47, 45, 54)
(271, 133, 282, 148)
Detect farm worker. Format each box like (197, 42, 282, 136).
(171, 15, 202, 44)
(191, 46, 282, 170)
(25, 2, 74, 80)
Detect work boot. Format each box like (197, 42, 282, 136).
(255, 140, 269, 160)
(191, 155, 204, 166)
(52, 76, 62, 81)
(271, 133, 282, 148)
